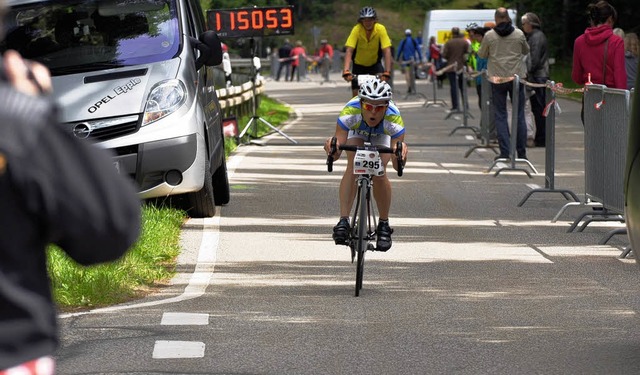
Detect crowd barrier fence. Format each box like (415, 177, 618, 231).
(465, 70, 497, 157)
(518, 81, 580, 206)
(485, 77, 634, 254)
(557, 84, 631, 240)
(484, 74, 537, 177)
(583, 84, 632, 214)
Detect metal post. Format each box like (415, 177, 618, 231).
(403, 61, 426, 100)
(518, 81, 579, 206)
(465, 70, 499, 158)
(423, 65, 447, 108)
(489, 75, 537, 177)
(449, 70, 478, 136)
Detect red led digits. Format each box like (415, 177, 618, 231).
(280, 7, 292, 28)
(207, 6, 295, 37)
(236, 11, 249, 30)
(266, 9, 277, 28)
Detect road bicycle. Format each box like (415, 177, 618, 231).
(319, 55, 331, 82)
(326, 137, 404, 296)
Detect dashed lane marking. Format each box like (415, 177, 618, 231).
(161, 312, 209, 325)
(152, 341, 205, 359)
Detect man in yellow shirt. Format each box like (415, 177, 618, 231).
(342, 6, 393, 97)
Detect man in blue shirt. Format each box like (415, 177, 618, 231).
(396, 29, 423, 92)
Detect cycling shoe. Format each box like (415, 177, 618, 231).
(332, 217, 350, 245)
(376, 220, 394, 251)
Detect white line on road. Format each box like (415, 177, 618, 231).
(161, 312, 209, 325)
(152, 341, 205, 359)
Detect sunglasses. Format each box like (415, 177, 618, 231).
(361, 101, 388, 113)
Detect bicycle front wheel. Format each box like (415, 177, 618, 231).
(355, 179, 369, 296)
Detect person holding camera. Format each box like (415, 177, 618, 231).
(0, 1, 142, 372)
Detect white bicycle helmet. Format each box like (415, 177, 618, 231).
(358, 6, 377, 20)
(358, 77, 392, 102)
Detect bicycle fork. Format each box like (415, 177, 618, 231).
(349, 176, 377, 262)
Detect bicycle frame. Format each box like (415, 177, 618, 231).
(349, 172, 377, 260)
(326, 137, 404, 296)
(351, 172, 376, 296)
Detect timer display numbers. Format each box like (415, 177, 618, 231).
(207, 6, 295, 38)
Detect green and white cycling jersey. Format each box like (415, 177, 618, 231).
(337, 97, 405, 147)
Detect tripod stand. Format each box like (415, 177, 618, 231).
(238, 37, 297, 144)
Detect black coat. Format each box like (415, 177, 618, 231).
(0, 85, 141, 369)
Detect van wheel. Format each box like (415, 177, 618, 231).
(213, 157, 230, 205)
(185, 159, 216, 217)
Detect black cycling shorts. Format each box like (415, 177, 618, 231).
(351, 62, 384, 90)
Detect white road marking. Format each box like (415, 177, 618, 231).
(526, 183, 541, 190)
(152, 341, 205, 359)
(161, 312, 209, 326)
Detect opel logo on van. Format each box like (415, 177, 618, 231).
(73, 123, 92, 139)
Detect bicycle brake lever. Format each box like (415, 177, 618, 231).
(395, 141, 404, 177)
(327, 137, 337, 172)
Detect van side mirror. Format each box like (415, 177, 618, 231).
(190, 31, 223, 70)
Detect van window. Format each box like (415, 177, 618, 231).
(1, 0, 181, 75)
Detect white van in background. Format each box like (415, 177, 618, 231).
(422, 9, 518, 52)
(3, 0, 229, 218)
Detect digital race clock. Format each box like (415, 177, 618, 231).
(207, 6, 295, 38)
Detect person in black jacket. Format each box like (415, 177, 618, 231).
(276, 38, 293, 81)
(0, 4, 141, 371)
(521, 12, 549, 147)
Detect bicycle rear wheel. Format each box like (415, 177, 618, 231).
(355, 179, 369, 296)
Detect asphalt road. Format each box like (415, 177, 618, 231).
(55, 73, 640, 374)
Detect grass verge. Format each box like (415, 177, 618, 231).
(48, 204, 185, 311)
(224, 95, 293, 156)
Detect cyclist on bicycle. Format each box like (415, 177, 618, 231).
(396, 29, 423, 92)
(318, 39, 334, 61)
(323, 77, 408, 251)
(317, 39, 334, 81)
(342, 6, 393, 97)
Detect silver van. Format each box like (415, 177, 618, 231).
(3, 0, 229, 217)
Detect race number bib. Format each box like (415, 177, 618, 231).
(353, 149, 385, 176)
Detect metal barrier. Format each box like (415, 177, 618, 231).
(423, 65, 447, 108)
(486, 75, 537, 177)
(561, 84, 630, 234)
(446, 70, 478, 137)
(586, 85, 632, 213)
(518, 81, 580, 206)
(465, 71, 498, 157)
(402, 61, 426, 100)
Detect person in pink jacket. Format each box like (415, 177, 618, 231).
(572, 1, 626, 89)
(290, 40, 309, 82)
(572, 1, 626, 122)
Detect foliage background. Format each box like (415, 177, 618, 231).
(203, 0, 639, 63)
